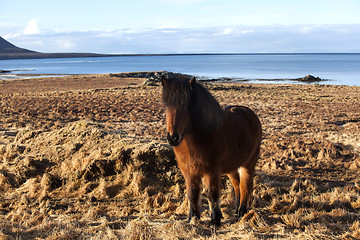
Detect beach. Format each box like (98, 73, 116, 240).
(0, 73, 359, 239)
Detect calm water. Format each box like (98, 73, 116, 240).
(1, 54, 359, 86)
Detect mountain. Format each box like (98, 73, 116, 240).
(0, 36, 109, 60)
(0, 36, 38, 54)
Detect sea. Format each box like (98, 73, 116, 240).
(1, 53, 359, 86)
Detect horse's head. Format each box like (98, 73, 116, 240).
(164, 105, 189, 146)
(161, 76, 195, 146)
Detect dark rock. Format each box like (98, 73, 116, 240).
(110, 71, 192, 83)
(296, 75, 322, 83)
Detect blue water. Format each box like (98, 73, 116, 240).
(1, 54, 359, 86)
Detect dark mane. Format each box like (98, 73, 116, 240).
(162, 76, 224, 132)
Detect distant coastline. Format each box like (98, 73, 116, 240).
(2, 52, 360, 60)
(0, 52, 109, 60)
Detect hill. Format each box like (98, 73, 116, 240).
(0, 36, 109, 60)
(0, 36, 38, 54)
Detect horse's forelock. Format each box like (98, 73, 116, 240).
(162, 77, 192, 108)
(162, 77, 224, 131)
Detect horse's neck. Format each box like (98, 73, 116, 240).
(188, 126, 220, 148)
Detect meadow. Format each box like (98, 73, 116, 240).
(0, 73, 359, 239)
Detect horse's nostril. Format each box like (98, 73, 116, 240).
(167, 132, 180, 146)
(173, 133, 179, 142)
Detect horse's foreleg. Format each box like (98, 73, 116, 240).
(185, 175, 202, 222)
(204, 174, 222, 227)
(238, 166, 255, 217)
(227, 171, 240, 215)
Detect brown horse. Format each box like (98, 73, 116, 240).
(161, 75, 262, 226)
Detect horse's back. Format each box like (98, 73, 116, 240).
(223, 105, 261, 137)
(223, 105, 262, 155)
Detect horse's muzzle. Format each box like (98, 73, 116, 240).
(167, 132, 181, 146)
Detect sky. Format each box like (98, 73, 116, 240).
(1, 0, 360, 53)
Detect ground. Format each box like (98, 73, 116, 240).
(0, 74, 359, 239)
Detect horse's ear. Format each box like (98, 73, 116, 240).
(189, 77, 196, 88)
(161, 75, 167, 87)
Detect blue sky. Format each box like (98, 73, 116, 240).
(1, 0, 360, 53)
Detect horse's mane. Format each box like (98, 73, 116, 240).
(162, 76, 224, 132)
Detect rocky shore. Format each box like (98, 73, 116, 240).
(1, 69, 328, 84)
(0, 73, 359, 239)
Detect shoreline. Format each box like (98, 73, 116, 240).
(2, 53, 360, 86)
(0, 71, 332, 85)
(1, 52, 360, 60)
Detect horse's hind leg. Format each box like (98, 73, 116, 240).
(237, 145, 260, 217)
(227, 171, 240, 215)
(238, 166, 253, 217)
(238, 156, 258, 217)
(204, 174, 222, 226)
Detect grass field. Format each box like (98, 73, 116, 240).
(0, 74, 359, 239)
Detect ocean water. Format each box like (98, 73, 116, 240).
(1, 54, 359, 86)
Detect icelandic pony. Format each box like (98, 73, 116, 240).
(161, 76, 262, 226)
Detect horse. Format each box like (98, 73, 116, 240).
(161, 75, 262, 226)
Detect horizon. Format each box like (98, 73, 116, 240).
(1, 1, 360, 54)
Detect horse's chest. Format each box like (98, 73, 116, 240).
(173, 144, 214, 175)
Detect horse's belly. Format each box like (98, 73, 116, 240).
(217, 134, 258, 173)
(219, 151, 250, 174)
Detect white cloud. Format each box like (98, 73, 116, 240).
(2, 19, 40, 40)
(55, 39, 74, 51)
(222, 27, 233, 35)
(5, 24, 360, 54)
(4, 33, 20, 39)
(23, 19, 40, 35)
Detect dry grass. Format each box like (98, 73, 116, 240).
(0, 75, 359, 239)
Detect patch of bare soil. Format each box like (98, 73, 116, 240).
(0, 75, 359, 239)
(0, 74, 145, 93)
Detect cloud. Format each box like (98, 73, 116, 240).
(5, 24, 360, 54)
(2, 19, 41, 40)
(23, 19, 40, 35)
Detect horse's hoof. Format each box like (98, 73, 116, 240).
(237, 206, 248, 218)
(210, 218, 221, 227)
(210, 208, 222, 227)
(187, 212, 200, 224)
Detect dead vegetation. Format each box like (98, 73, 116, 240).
(0, 76, 359, 239)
